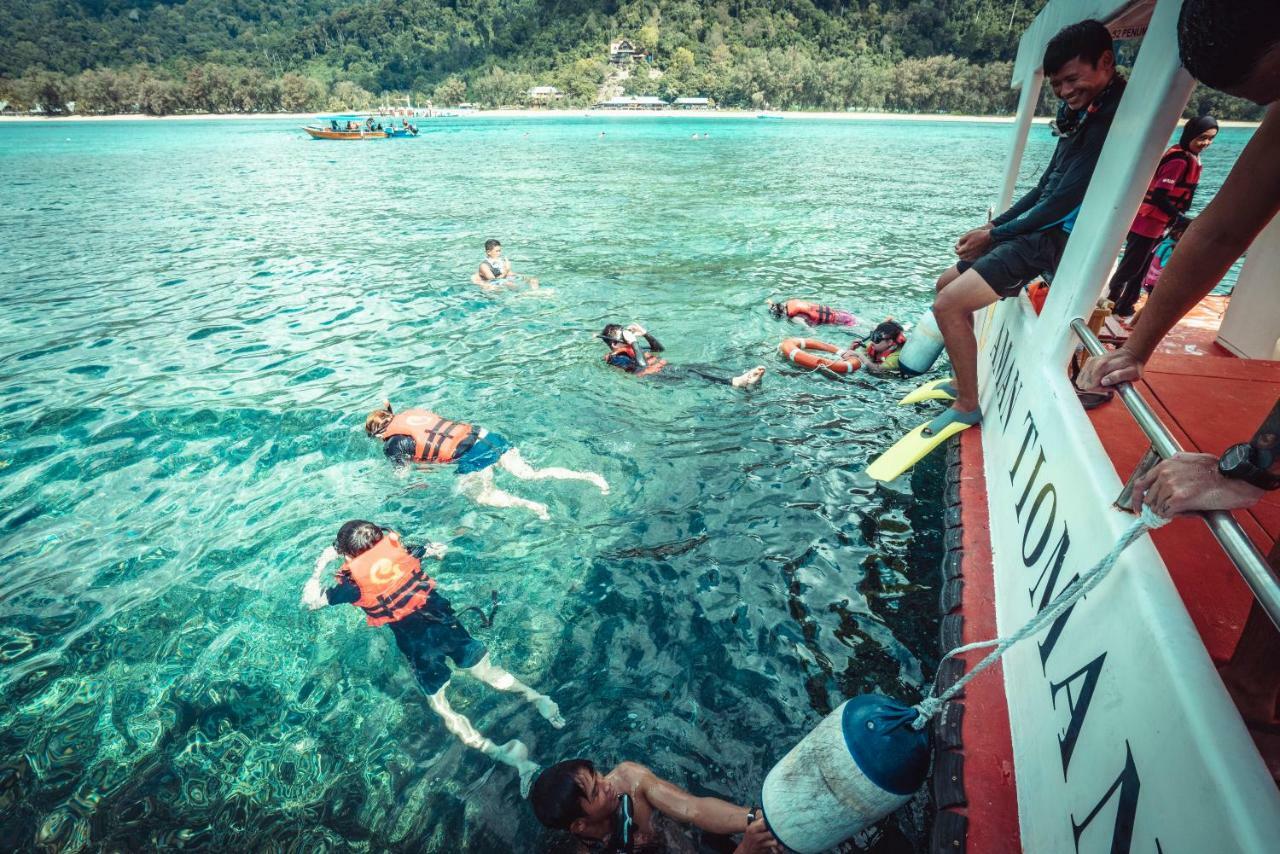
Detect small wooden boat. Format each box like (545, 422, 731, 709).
(302, 125, 387, 140)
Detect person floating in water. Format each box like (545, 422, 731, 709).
(471, 239, 539, 290)
(767, 299, 862, 327)
(302, 520, 563, 796)
(365, 401, 609, 520)
(599, 323, 766, 388)
(841, 319, 907, 375)
(530, 758, 780, 853)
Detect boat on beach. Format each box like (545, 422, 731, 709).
(926, 1, 1280, 852)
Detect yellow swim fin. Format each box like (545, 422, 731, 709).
(898, 376, 957, 405)
(866, 416, 976, 482)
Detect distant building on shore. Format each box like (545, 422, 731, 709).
(528, 86, 562, 106)
(595, 95, 668, 110)
(610, 39, 639, 64)
(672, 97, 713, 110)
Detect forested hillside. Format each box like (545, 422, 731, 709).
(0, 0, 1261, 118)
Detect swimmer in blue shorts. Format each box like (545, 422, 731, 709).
(365, 401, 609, 520)
(303, 520, 565, 796)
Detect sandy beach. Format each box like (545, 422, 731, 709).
(0, 108, 1260, 128)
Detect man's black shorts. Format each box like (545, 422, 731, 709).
(389, 590, 487, 695)
(957, 228, 1069, 298)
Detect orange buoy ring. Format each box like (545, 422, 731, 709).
(779, 338, 862, 375)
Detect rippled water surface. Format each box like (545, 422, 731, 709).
(0, 116, 1250, 852)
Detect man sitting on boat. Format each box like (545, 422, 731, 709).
(599, 322, 766, 388)
(530, 758, 780, 853)
(924, 19, 1124, 440)
(471, 238, 539, 290)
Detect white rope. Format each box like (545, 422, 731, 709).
(911, 505, 1168, 729)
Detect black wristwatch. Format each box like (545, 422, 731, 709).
(1218, 443, 1280, 490)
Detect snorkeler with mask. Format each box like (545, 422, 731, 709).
(599, 323, 766, 388)
(767, 299, 862, 328)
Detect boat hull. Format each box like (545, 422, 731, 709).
(302, 127, 387, 140)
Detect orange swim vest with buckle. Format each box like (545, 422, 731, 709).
(340, 532, 436, 627)
(785, 300, 837, 326)
(381, 409, 474, 463)
(607, 345, 668, 376)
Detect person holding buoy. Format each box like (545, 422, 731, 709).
(471, 239, 539, 291)
(767, 299, 862, 327)
(301, 520, 564, 797)
(365, 401, 609, 520)
(600, 323, 766, 388)
(530, 758, 781, 853)
(780, 319, 906, 377)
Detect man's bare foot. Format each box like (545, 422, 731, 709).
(732, 366, 766, 388)
(586, 473, 610, 495)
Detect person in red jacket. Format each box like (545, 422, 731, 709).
(365, 401, 609, 520)
(302, 520, 564, 796)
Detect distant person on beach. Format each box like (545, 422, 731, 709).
(364, 400, 609, 520)
(1078, 0, 1280, 769)
(472, 238, 540, 290)
(924, 19, 1124, 438)
(302, 520, 563, 797)
(599, 323, 766, 388)
(530, 758, 781, 853)
(767, 298, 862, 327)
(1105, 115, 1218, 318)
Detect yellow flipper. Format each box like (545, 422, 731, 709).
(898, 376, 957, 405)
(866, 419, 973, 482)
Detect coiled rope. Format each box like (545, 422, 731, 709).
(912, 505, 1169, 729)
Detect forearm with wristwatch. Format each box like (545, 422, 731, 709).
(1218, 399, 1280, 491)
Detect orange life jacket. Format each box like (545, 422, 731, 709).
(607, 345, 667, 376)
(381, 409, 474, 463)
(339, 531, 435, 627)
(785, 300, 837, 326)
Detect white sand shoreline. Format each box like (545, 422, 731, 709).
(0, 109, 1261, 128)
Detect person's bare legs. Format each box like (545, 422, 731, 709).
(496, 448, 609, 495)
(464, 653, 566, 728)
(936, 263, 963, 293)
(428, 685, 540, 796)
(456, 468, 550, 519)
(1220, 600, 1280, 724)
(932, 268, 1001, 413)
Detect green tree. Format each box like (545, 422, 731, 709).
(432, 75, 467, 106)
(280, 73, 325, 112)
(329, 80, 374, 111)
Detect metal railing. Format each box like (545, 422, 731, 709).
(1071, 318, 1280, 631)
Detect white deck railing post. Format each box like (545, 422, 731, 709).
(998, 70, 1044, 212)
(1033, 0, 1194, 365)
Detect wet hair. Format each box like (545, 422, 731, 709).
(768, 301, 785, 318)
(871, 319, 905, 344)
(335, 520, 383, 557)
(1179, 0, 1280, 92)
(1179, 114, 1219, 149)
(484, 239, 501, 251)
(598, 323, 624, 344)
(530, 759, 595, 829)
(1044, 20, 1114, 75)
(365, 404, 394, 437)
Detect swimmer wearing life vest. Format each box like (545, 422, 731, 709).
(767, 299, 861, 328)
(302, 520, 563, 797)
(471, 238, 540, 290)
(841, 319, 907, 375)
(600, 323, 766, 388)
(530, 759, 780, 853)
(365, 401, 609, 520)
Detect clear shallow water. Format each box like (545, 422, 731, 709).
(0, 116, 1251, 852)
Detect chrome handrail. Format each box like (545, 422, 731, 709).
(1071, 318, 1280, 631)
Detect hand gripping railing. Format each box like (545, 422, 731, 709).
(1071, 318, 1280, 631)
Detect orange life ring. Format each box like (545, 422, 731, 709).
(779, 338, 862, 375)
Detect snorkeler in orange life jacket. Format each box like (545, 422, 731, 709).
(767, 299, 861, 327)
(365, 401, 609, 520)
(599, 324, 766, 389)
(302, 520, 565, 797)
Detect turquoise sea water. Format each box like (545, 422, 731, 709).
(0, 115, 1251, 852)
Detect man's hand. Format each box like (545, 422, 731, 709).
(422, 542, 448, 560)
(734, 821, 781, 854)
(1076, 347, 1144, 391)
(626, 323, 647, 337)
(954, 225, 993, 262)
(1130, 452, 1267, 517)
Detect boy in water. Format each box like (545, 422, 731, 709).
(302, 520, 563, 796)
(840, 319, 908, 375)
(472, 238, 539, 290)
(531, 758, 780, 853)
(599, 323, 766, 388)
(365, 400, 609, 520)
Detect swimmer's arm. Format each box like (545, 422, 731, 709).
(302, 546, 355, 610)
(634, 764, 752, 835)
(642, 333, 664, 353)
